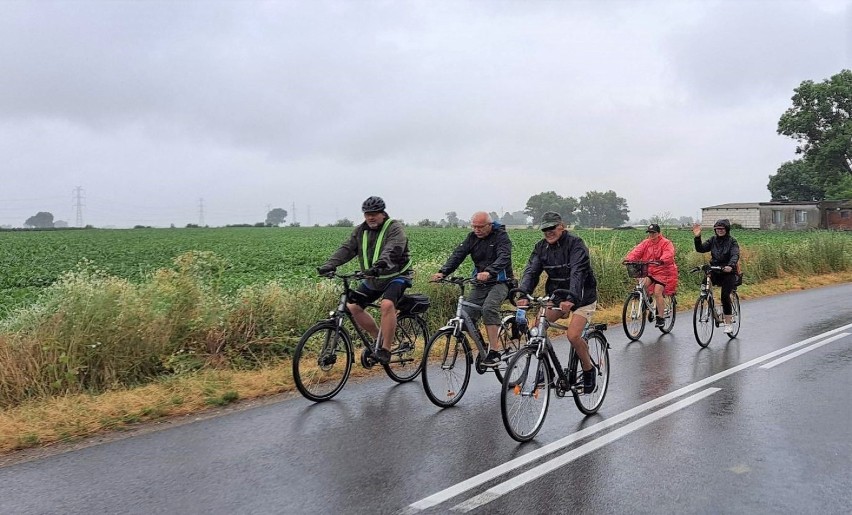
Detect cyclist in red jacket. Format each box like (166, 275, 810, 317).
(624, 224, 679, 328)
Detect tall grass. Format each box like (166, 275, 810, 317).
(1, 232, 850, 408)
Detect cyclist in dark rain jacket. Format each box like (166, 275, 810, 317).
(317, 196, 412, 364)
(517, 212, 599, 393)
(432, 211, 514, 366)
(693, 218, 740, 334)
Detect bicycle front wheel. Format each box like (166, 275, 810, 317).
(571, 332, 610, 415)
(659, 294, 677, 334)
(385, 314, 427, 383)
(422, 328, 472, 408)
(501, 346, 550, 442)
(622, 292, 645, 341)
(494, 314, 527, 384)
(293, 322, 353, 402)
(693, 296, 714, 347)
(727, 292, 741, 339)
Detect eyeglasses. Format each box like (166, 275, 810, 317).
(471, 224, 488, 229)
(541, 227, 559, 234)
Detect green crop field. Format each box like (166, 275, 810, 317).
(2, 226, 851, 317)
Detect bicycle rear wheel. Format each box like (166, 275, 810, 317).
(501, 346, 550, 442)
(422, 328, 472, 408)
(385, 314, 427, 383)
(693, 296, 714, 347)
(494, 314, 527, 384)
(727, 292, 741, 339)
(571, 332, 610, 415)
(659, 294, 677, 334)
(293, 322, 353, 402)
(622, 292, 645, 341)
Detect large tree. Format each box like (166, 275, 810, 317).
(265, 208, 288, 226)
(768, 160, 825, 201)
(773, 69, 852, 198)
(524, 191, 578, 224)
(24, 211, 54, 228)
(576, 190, 629, 228)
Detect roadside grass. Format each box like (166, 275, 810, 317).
(2, 270, 850, 456)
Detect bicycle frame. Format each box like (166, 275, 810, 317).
(522, 297, 592, 395)
(320, 274, 384, 361)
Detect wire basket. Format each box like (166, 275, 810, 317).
(625, 262, 649, 278)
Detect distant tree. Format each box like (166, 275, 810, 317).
(331, 218, 354, 227)
(488, 211, 500, 223)
(768, 160, 825, 201)
(777, 69, 852, 192)
(524, 192, 578, 224)
(288, 222, 301, 227)
(417, 218, 437, 227)
(54, 220, 69, 228)
(445, 211, 459, 227)
(677, 216, 694, 226)
(265, 208, 288, 226)
(24, 211, 54, 228)
(577, 190, 629, 228)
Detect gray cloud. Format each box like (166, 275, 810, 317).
(0, 0, 849, 227)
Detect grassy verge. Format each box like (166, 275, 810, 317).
(2, 270, 850, 456)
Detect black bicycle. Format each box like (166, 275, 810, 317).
(500, 289, 610, 442)
(621, 260, 677, 341)
(690, 264, 741, 347)
(421, 277, 526, 408)
(292, 271, 429, 402)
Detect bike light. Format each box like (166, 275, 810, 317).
(528, 326, 540, 337)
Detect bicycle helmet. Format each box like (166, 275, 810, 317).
(361, 196, 386, 213)
(713, 219, 731, 231)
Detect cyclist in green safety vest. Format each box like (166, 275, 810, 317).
(317, 196, 413, 365)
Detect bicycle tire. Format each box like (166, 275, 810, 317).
(571, 332, 610, 415)
(494, 315, 527, 384)
(384, 314, 427, 383)
(727, 292, 741, 339)
(293, 322, 353, 402)
(659, 294, 677, 334)
(421, 328, 472, 408)
(693, 296, 714, 347)
(622, 292, 645, 341)
(501, 346, 550, 442)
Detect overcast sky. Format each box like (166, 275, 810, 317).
(1, 0, 850, 228)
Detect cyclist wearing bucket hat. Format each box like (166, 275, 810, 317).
(624, 223, 679, 328)
(692, 219, 740, 333)
(316, 196, 412, 364)
(516, 212, 599, 393)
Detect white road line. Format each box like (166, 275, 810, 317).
(759, 333, 849, 369)
(401, 321, 852, 514)
(451, 388, 721, 513)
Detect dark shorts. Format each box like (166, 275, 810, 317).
(350, 278, 411, 308)
(647, 275, 665, 287)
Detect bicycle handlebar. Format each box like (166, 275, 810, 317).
(507, 287, 568, 310)
(689, 264, 727, 273)
(622, 260, 663, 266)
(431, 276, 509, 287)
(319, 270, 375, 280)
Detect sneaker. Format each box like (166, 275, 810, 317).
(481, 350, 502, 367)
(374, 348, 391, 365)
(655, 317, 665, 328)
(582, 368, 596, 394)
(723, 324, 733, 334)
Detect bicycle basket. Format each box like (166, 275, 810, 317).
(398, 293, 430, 314)
(625, 262, 649, 278)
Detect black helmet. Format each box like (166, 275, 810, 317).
(713, 219, 731, 230)
(361, 196, 386, 213)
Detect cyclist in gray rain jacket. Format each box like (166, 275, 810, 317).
(317, 196, 412, 364)
(692, 218, 740, 334)
(517, 211, 599, 393)
(432, 211, 514, 366)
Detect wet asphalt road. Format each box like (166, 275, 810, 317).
(1, 283, 851, 515)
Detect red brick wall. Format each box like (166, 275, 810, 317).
(826, 210, 852, 230)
